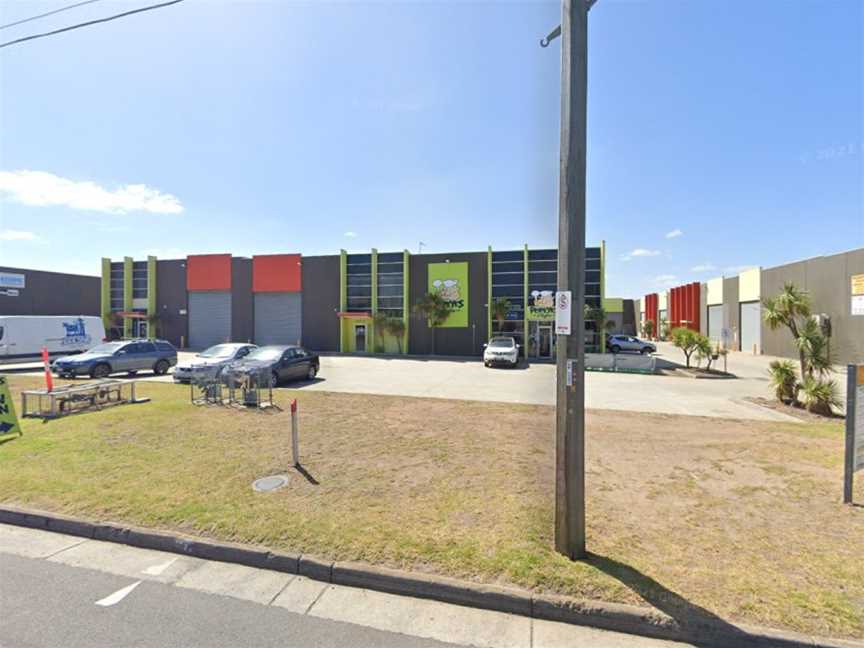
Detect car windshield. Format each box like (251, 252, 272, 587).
(87, 342, 124, 354)
(199, 345, 237, 358)
(489, 338, 514, 348)
(246, 348, 282, 361)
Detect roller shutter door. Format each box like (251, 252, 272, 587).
(189, 292, 232, 349)
(707, 304, 723, 343)
(254, 293, 302, 346)
(740, 301, 761, 354)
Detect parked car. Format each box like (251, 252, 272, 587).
(0, 315, 106, 364)
(483, 336, 520, 367)
(173, 343, 257, 384)
(223, 345, 319, 387)
(52, 339, 178, 378)
(606, 334, 656, 355)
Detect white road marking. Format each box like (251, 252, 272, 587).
(95, 581, 142, 607)
(142, 557, 178, 576)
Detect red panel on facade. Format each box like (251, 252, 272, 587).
(253, 254, 302, 293)
(667, 282, 701, 332)
(187, 254, 232, 291)
(644, 293, 658, 338)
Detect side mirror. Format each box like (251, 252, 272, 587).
(483, 343, 488, 348)
(516, 344, 521, 348)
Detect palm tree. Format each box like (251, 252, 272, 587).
(490, 297, 512, 334)
(413, 292, 451, 355)
(762, 282, 812, 382)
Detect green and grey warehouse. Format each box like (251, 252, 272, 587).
(98, 244, 609, 359)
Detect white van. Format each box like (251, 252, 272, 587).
(0, 316, 106, 364)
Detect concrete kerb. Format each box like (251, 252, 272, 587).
(0, 505, 858, 648)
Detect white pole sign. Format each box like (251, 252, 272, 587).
(555, 290, 572, 335)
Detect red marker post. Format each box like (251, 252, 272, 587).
(41, 347, 54, 392)
(290, 399, 299, 466)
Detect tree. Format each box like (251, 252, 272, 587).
(670, 327, 709, 369)
(372, 311, 389, 352)
(642, 319, 655, 340)
(762, 283, 812, 383)
(146, 313, 161, 338)
(491, 297, 512, 333)
(413, 292, 451, 355)
(799, 376, 841, 416)
(385, 317, 406, 354)
(659, 319, 670, 340)
(584, 305, 615, 332)
(795, 317, 832, 378)
(694, 335, 715, 371)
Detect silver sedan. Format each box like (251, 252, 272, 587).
(173, 343, 257, 383)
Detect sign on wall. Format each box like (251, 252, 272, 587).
(428, 262, 468, 328)
(527, 290, 556, 321)
(852, 274, 864, 317)
(0, 272, 25, 289)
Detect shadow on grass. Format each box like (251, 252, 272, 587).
(0, 434, 22, 446)
(587, 553, 809, 647)
(294, 463, 319, 485)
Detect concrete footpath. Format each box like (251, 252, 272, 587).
(0, 523, 691, 648)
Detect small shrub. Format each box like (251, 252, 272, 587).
(799, 376, 841, 416)
(670, 327, 709, 369)
(768, 359, 799, 404)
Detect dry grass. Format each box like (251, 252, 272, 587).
(1, 374, 862, 639)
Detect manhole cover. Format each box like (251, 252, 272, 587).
(252, 474, 290, 492)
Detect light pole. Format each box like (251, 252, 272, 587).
(542, 0, 594, 560)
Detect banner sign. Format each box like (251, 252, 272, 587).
(853, 274, 864, 317)
(0, 376, 22, 437)
(0, 272, 25, 289)
(428, 262, 469, 328)
(527, 290, 556, 321)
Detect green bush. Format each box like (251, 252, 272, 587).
(768, 359, 799, 404)
(799, 377, 841, 416)
(670, 327, 710, 369)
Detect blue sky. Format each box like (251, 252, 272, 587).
(0, 0, 861, 299)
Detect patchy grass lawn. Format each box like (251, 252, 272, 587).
(1, 375, 862, 640)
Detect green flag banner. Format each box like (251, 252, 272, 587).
(428, 262, 469, 327)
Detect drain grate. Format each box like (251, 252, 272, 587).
(252, 474, 290, 492)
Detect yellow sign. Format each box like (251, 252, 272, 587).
(852, 274, 864, 296)
(0, 376, 22, 437)
(858, 366, 864, 386)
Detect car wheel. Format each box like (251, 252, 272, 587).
(484, 361, 490, 368)
(270, 370, 279, 388)
(153, 360, 170, 375)
(307, 364, 317, 380)
(611, 345, 621, 354)
(641, 348, 651, 355)
(127, 370, 138, 377)
(90, 363, 111, 379)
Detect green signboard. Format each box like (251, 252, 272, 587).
(527, 290, 555, 321)
(428, 262, 469, 327)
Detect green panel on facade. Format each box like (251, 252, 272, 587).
(428, 262, 468, 328)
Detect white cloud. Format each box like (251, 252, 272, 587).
(691, 263, 716, 273)
(653, 274, 678, 288)
(665, 229, 683, 239)
(344, 231, 358, 238)
(620, 248, 661, 261)
(0, 229, 38, 241)
(0, 170, 183, 215)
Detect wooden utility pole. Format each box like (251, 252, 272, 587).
(552, 0, 589, 559)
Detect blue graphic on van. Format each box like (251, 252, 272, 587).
(61, 318, 91, 346)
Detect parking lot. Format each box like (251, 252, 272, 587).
(1, 345, 817, 422)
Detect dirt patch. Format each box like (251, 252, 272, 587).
(745, 396, 845, 422)
(1, 375, 862, 639)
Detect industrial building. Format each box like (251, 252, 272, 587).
(0, 266, 100, 317)
(100, 244, 607, 358)
(639, 247, 864, 365)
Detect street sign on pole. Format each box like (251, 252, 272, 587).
(555, 291, 572, 335)
(844, 365, 864, 504)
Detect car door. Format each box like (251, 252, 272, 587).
(113, 343, 137, 371)
(135, 341, 157, 371)
(277, 349, 296, 381)
(293, 348, 312, 378)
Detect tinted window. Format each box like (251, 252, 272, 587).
(236, 347, 251, 357)
(156, 342, 175, 352)
(138, 342, 157, 353)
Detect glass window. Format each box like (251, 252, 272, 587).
(528, 249, 557, 261)
(138, 342, 156, 353)
(492, 285, 524, 298)
(377, 252, 403, 263)
(491, 250, 522, 262)
(347, 254, 372, 264)
(491, 261, 523, 274)
(248, 347, 281, 361)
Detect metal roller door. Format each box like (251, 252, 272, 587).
(189, 292, 232, 350)
(254, 293, 302, 346)
(707, 304, 723, 343)
(740, 301, 761, 354)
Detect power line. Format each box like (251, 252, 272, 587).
(0, 0, 186, 49)
(0, 0, 105, 31)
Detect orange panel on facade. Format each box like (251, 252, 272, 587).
(253, 254, 302, 293)
(187, 254, 232, 291)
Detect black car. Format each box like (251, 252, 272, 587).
(223, 345, 319, 387)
